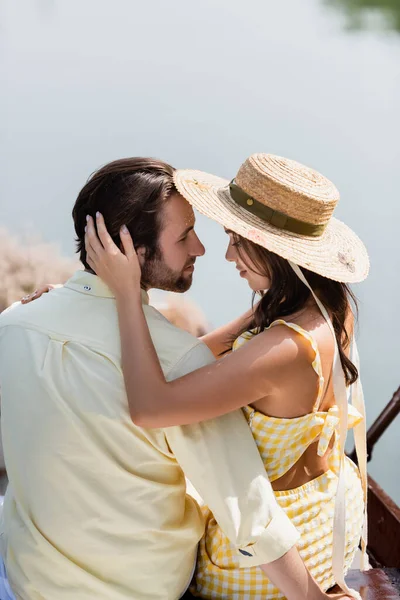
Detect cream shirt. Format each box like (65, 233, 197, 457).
(0, 271, 299, 600)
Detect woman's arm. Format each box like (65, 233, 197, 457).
(261, 549, 353, 600)
(85, 214, 300, 428)
(115, 288, 294, 427)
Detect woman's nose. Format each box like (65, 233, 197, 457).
(225, 244, 235, 262)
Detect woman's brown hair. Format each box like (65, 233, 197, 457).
(232, 234, 358, 386)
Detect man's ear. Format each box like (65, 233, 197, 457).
(136, 246, 146, 267)
(119, 240, 146, 266)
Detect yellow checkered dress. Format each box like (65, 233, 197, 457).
(192, 320, 364, 599)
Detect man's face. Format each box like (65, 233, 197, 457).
(140, 192, 205, 292)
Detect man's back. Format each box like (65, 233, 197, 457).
(0, 271, 300, 600)
(0, 272, 207, 600)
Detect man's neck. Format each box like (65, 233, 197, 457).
(83, 270, 149, 305)
(85, 269, 150, 293)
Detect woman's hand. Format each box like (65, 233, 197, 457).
(326, 584, 360, 599)
(261, 548, 361, 600)
(85, 213, 142, 301)
(21, 284, 57, 304)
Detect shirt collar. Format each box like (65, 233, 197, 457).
(64, 271, 149, 305)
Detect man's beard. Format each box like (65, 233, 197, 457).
(141, 252, 194, 293)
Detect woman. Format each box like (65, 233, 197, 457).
(32, 154, 368, 600)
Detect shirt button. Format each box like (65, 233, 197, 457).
(84, 285, 92, 291)
(239, 549, 253, 557)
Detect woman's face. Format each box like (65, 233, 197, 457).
(224, 230, 270, 292)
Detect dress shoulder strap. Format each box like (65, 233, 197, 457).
(269, 319, 324, 411)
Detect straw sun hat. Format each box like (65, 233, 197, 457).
(174, 154, 369, 283)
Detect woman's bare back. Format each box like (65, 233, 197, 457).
(249, 301, 352, 491)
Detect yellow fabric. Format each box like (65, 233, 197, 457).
(193, 320, 364, 599)
(0, 271, 299, 600)
(289, 261, 368, 599)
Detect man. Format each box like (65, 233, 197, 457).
(0, 158, 299, 600)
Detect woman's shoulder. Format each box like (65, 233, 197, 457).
(232, 320, 314, 369)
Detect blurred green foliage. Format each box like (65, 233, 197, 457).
(324, 0, 400, 32)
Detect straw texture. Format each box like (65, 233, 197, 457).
(174, 154, 369, 283)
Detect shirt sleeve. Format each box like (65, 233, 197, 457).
(164, 341, 300, 567)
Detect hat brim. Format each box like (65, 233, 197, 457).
(174, 169, 369, 283)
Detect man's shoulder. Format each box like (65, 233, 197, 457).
(144, 304, 199, 347)
(0, 301, 25, 327)
(0, 286, 117, 348)
(143, 304, 214, 376)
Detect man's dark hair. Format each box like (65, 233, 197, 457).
(72, 157, 175, 269)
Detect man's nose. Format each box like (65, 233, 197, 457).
(192, 233, 206, 257)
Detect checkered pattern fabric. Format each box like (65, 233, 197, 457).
(191, 321, 364, 599)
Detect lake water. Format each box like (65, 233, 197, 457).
(1, 0, 400, 501)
